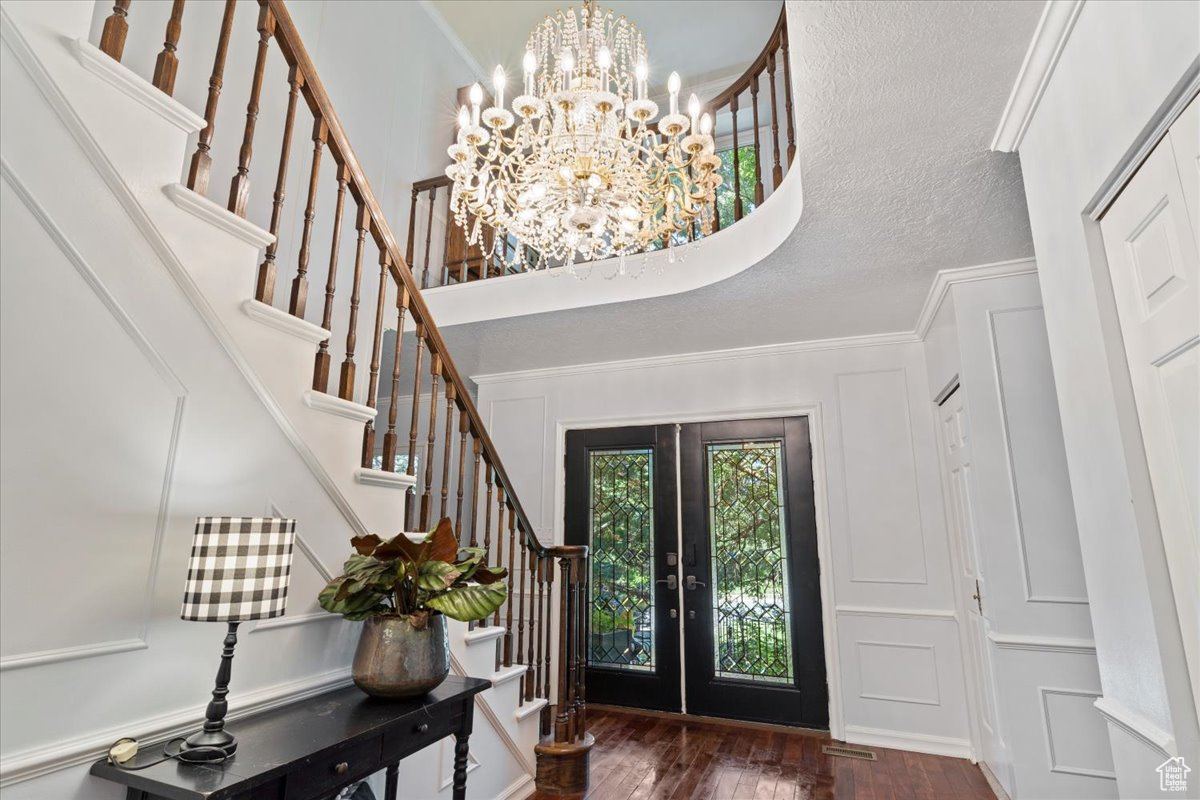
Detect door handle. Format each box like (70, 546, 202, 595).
(656, 575, 677, 590)
(685, 575, 706, 590)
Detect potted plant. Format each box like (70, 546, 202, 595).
(318, 518, 508, 699)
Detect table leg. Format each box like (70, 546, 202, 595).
(452, 732, 470, 800)
(385, 763, 399, 800)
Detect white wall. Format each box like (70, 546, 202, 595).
(474, 337, 974, 756)
(1014, 0, 1200, 795)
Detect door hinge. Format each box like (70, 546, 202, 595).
(972, 579, 982, 614)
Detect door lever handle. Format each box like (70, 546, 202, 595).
(656, 575, 677, 590)
(685, 575, 706, 590)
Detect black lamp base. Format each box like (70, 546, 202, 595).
(178, 729, 238, 762)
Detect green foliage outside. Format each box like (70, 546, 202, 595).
(715, 145, 759, 228)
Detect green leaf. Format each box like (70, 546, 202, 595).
(418, 560, 462, 591)
(425, 582, 508, 622)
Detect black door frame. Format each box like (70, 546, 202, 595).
(564, 424, 682, 712)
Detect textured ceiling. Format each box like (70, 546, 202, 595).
(438, 0, 1042, 379)
(428, 0, 783, 90)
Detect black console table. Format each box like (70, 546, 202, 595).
(90, 676, 490, 800)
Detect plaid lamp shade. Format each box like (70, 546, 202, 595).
(181, 517, 296, 622)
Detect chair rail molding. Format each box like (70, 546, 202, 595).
(989, 0, 1085, 152)
(986, 631, 1097, 655)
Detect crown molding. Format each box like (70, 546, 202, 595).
(990, 0, 1086, 152)
(912, 257, 1038, 339)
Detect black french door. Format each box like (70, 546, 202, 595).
(565, 417, 828, 729)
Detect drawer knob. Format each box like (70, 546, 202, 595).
(334, 761, 349, 775)
(416, 722, 430, 733)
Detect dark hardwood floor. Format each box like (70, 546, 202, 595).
(536, 707, 995, 800)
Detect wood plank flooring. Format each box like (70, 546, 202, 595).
(535, 707, 995, 800)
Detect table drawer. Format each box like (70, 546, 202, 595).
(381, 709, 462, 762)
(285, 734, 382, 800)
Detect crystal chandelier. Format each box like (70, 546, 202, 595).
(445, 0, 722, 273)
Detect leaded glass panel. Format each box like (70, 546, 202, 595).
(588, 448, 655, 671)
(706, 441, 794, 684)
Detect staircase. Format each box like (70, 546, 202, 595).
(0, 0, 590, 796)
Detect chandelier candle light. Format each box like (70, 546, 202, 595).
(445, 0, 722, 274)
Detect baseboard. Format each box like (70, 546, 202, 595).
(841, 724, 974, 760)
(979, 761, 1011, 800)
(497, 771, 535, 800)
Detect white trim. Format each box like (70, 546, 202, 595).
(834, 605, 957, 621)
(855, 641, 943, 707)
(163, 183, 275, 248)
(355, 468, 418, 490)
(69, 38, 205, 134)
(494, 773, 536, 800)
(474, 332, 919, 386)
(0, 638, 148, 672)
(913, 257, 1039, 340)
(241, 299, 331, 345)
(251, 610, 343, 633)
(989, 1, 1085, 152)
(415, 0, 488, 84)
(986, 631, 1097, 655)
(448, 652, 536, 775)
(0, 666, 353, 787)
(1093, 696, 1177, 758)
(1039, 687, 1116, 781)
(980, 762, 1013, 800)
(842, 724, 973, 760)
(491, 663, 527, 688)
(463, 625, 507, 646)
(514, 696, 548, 722)
(303, 390, 377, 424)
(550, 402, 845, 741)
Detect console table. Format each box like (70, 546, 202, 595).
(90, 676, 490, 800)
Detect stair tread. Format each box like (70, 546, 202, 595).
(463, 625, 506, 645)
(514, 697, 549, 721)
(491, 663, 527, 687)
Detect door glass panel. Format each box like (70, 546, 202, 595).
(706, 441, 794, 684)
(588, 448, 655, 671)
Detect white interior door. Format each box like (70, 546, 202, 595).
(1099, 95, 1200, 711)
(935, 387, 1008, 783)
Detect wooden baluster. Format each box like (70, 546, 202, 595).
(422, 186, 437, 290)
(731, 92, 743, 221)
(535, 554, 545, 699)
(782, 25, 796, 165)
(405, 187, 418, 267)
(255, 64, 303, 305)
(504, 508, 516, 667)
(493, 488, 507, 670)
(338, 205, 368, 401)
(483, 463, 494, 574)
(362, 249, 390, 468)
(517, 535, 528, 704)
(228, 6, 276, 217)
(440, 384, 455, 521)
(750, 73, 764, 206)
(441, 202, 454, 287)
(767, 51, 783, 190)
(557, 556, 575, 742)
(469, 439, 482, 548)
(455, 414, 469, 542)
(420, 353, 441, 531)
(575, 554, 589, 739)
(99, 1, 131, 62)
(313, 163, 349, 392)
(404, 325, 426, 529)
(290, 119, 327, 318)
(525, 541, 537, 701)
(151, 1, 186, 96)
(543, 555, 553, 702)
(186, 0, 235, 195)
(380, 287, 410, 470)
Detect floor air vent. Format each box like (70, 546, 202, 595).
(822, 745, 878, 761)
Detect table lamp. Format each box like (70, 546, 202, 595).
(178, 516, 296, 762)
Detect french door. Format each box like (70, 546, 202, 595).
(564, 417, 828, 728)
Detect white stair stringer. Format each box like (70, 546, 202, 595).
(0, 4, 538, 797)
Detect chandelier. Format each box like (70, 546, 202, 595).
(445, 0, 722, 273)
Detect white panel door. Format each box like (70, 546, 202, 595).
(935, 388, 1009, 785)
(1099, 96, 1199, 710)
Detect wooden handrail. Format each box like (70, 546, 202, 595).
(706, 5, 788, 112)
(264, 0, 545, 558)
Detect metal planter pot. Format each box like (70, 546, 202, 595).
(352, 613, 450, 699)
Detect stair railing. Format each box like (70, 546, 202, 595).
(95, 0, 591, 755)
(407, 2, 794, 285)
